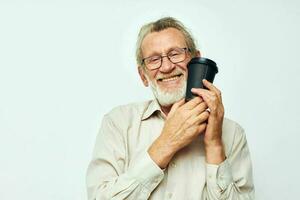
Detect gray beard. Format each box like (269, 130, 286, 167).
(148, 78, 187, 106)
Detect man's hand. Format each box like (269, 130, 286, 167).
(191, 79, 225, 164)
(148, 97, 209, 169)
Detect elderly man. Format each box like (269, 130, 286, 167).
(86, 17, 254, 200)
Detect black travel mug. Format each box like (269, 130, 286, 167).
(185, 57, 219, 101)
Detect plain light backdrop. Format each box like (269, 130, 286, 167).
(0, 0, 299, 199)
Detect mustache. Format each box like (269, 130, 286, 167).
(155, 69, 185, 80)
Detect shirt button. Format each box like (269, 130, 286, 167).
(167, 192, 173, 199)
(170, 162, 176, 168)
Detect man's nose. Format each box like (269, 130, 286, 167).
(159, 56, 175, 73)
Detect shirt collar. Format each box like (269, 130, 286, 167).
(142, 99, 164, 120)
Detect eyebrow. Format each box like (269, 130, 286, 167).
(145, 46, 182, 58)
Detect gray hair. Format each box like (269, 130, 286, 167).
(136, 17, 198, 67)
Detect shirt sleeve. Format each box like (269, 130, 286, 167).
(86, 115, 164, 200)
(202, 123, 255, 200)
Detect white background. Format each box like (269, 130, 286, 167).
(0, 0, 299, 199)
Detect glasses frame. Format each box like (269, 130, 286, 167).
(142, 47, 190, 70)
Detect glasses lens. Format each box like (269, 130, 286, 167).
(145, 56, 161, 70)
(143, 48, 187, 70)
(168, 48, 186, 63)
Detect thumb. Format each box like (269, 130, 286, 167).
(168, 98, 185, 117)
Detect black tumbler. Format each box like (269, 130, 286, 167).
(185, 57, 219, 101)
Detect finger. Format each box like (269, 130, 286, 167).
(195, 91, 216, 112)
(191, 89, 220, 114)
(169, 98, 185, 117)
(189, 102, 208, 117)
(188, 110, 210, 126)
(191, 87, 213, 98)
(202, 79, 222, 98)
(197, 123, 207, 134)
(183, 96, 202, 110)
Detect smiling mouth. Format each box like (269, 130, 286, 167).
(157, 74, 183, 82)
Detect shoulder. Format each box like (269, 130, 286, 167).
(106, 100, 152, 118)
(222, 118, 245, 136)
(222, 118, 247, 155)
(103, 100, 152, 128)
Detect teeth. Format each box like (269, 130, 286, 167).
(161, 75, 180, 82)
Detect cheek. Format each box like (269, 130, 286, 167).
(146, 70, 159, 81)
(178, 62, 188, 73)
(177, 62, 189, 80)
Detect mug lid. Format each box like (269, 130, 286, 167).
(188, 57, 218, 73)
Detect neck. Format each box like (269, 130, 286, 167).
(161, 105, 173, 116)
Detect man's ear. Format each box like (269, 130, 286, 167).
(138, 66, 149, 87)
(196, 50, 201, 57)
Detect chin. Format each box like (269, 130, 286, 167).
(159, 87, 181, 94)
(151, 82, 187, 106)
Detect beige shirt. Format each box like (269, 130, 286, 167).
(86, 99, 255, 200)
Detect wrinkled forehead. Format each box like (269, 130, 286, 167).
(141, 28, 187, 57)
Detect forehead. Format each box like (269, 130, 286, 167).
(141, 28, 187, 56)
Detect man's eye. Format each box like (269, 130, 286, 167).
(149, 57, 160, 62)
(169, 52, 180, 57)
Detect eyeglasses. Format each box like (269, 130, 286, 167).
(142, 47, 190, 70)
